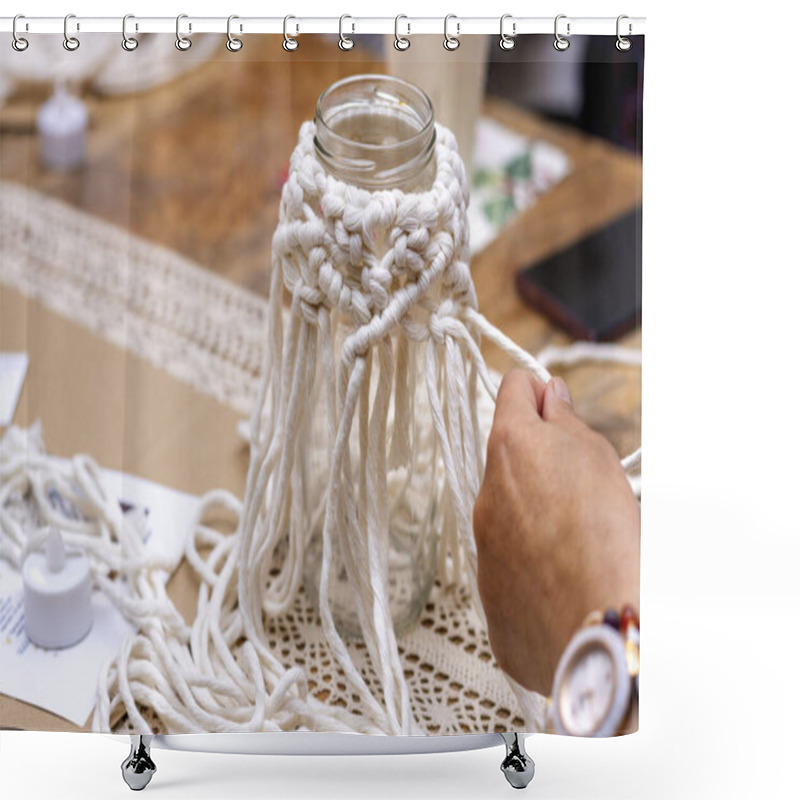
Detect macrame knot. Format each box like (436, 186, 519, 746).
(273, 120, 474, 344)
(427, 299, 461, 344)
(365, 264, 393, 311)
(362, 195, 398, 240)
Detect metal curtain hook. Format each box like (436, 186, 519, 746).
(443, 14, 460, 51)
(554, 14, 570, 51)
(227, 15, 243, 51)
(394, 15, 410, 51)
(499, 14, 516, 50)
(175, 13, 192, 51)
(122, 14, 139, 51)
(63, 13, 80, 51)
(283, 15, 298, 51)
(339, 15, 354, 51)
(12, 14, 29, 51)
(616, 14, 632, 51)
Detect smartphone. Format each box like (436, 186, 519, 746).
(515, 206, 642, 341)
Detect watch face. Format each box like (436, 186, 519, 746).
(558, 645, 616, 736)
(552, 625, 631, 737)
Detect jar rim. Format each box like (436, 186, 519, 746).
(314, 74, 435, 154)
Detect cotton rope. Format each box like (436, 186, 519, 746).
(0, 121, 641, 736)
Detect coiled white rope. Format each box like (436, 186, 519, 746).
(0, 121, 640, 736)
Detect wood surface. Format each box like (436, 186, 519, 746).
(0, 36, 642, 732)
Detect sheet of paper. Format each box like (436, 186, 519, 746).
(0, 352, 29, 426)
(0, 467, 200, 727)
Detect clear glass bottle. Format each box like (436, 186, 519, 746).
(301, 75, 440, 640)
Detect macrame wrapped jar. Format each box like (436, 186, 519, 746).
(295, 75, 448, 640)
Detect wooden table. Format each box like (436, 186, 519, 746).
(0, 36, 642, 731)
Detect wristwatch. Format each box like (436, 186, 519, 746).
(551, 606, 639, 737)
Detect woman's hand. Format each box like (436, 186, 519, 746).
(473, 370, 640, 696)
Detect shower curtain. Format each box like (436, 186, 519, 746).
(0, 23, 643, 740)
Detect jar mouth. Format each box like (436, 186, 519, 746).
(315, 74, 435, 154)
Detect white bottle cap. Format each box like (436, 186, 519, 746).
(36, 85, 88, 170)
(23, 527, 93, 649)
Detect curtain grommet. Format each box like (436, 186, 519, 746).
(554, 14, 570, 51)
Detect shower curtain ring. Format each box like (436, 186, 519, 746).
(12, 14, 29, 51)
(122, 14, 139, 51)
(283, 15, 299, 51)
(63, 13, 80, 51)
(175, 14, 192, 51)
(443, 14, 460, 51)
(339, 15, 354, 51)
(554, 14, 570, 51)
(227, 15, 243, 51)
(394, 15, 410, 51)
(499, 14, 516, 50)
(616, 15, 632, 51)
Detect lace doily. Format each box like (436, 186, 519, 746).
(261, 582, 530, 735)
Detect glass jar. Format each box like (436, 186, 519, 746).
(312, 74, 437, 192)
(301, 75, 440, 641)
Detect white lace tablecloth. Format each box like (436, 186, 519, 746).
(0, 181, 544, 734)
